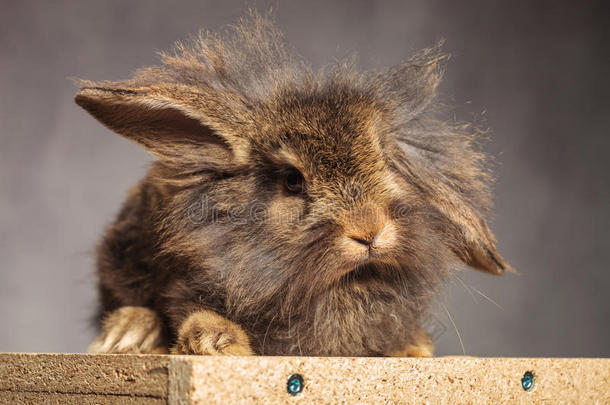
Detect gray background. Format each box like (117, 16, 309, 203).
(1, 1, 608, 356)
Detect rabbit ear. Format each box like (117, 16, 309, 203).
(75, 83, 250, 170)
(394, 146, 510, 275)
(382, 45, 509, 275)
(390, 125, 509, 275)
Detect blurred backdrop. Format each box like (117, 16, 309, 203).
(1, 0, 608, 356)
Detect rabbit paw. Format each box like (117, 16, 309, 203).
(171, 310, 253, 355)
(88, 306, 167, 354)
(390, 330, 434, 357)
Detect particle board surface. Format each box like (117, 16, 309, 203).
(1, 353, 608, 404)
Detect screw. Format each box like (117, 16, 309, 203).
(521, 371, 535, 391)
(287, 373, 304, 396)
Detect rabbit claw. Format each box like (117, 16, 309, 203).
(88, 306, 167, 354)
(171, 310, 253, 355)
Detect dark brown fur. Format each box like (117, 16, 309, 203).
(76, 12, 508, 356)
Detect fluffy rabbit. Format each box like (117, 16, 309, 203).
(78, 13, 508, 357)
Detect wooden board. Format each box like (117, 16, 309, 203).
(1, 354, 608, 404)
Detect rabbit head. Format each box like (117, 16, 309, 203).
(76, 14, 508, 348)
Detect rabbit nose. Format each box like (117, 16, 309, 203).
(344, 208, 392, 248)
(347, 222, 389, 247)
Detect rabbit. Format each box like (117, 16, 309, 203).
(78, 12, 509, 357)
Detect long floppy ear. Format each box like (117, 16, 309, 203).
(381, 45, 510, 275)
(393, 144, 510, 275)
(392, 127, 511, 275)
(75, 83, 251, 171)
(391, 127, 510, 275)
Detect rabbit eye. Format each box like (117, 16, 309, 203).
(283, 168, 305, 194)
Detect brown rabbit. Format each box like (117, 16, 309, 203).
(78, 12, 508, 357)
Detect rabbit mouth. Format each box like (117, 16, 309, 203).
(339, 259, 403, 286)
(342, 262, 380, 283)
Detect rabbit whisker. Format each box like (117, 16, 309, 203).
(468, 284, 504, 311)
(441, 301, 465, 355)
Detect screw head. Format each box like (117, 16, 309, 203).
(521, 371, 535, 391)
(287, 373, 304, 396)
